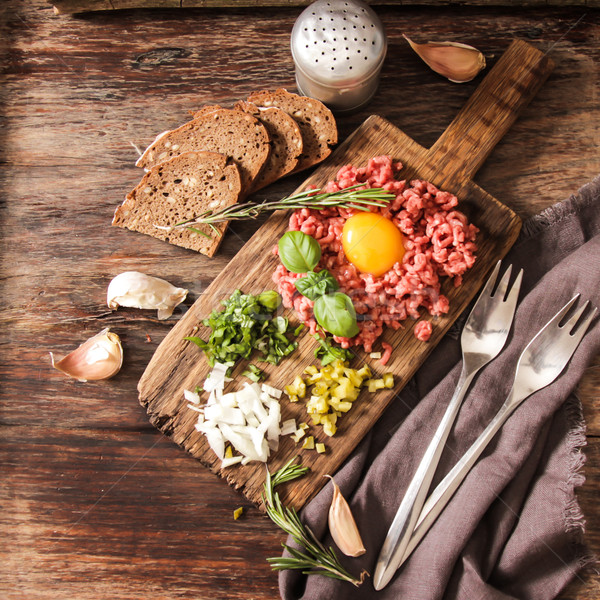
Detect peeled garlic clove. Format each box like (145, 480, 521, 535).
(325, 475, 366, 557)
(403, 34, 486, 83)
(107, 271, 188, 320)
(51, 328, 123, 382)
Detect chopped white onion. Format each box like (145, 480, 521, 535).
(203, 428, 225, 461)
(280, 419, 297, 436)
(186, 366, 290, 468)
(184, 389, 201, 404)
(261, 383, 283, 399)
(221, 456, 244, 469)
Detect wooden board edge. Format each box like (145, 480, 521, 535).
(136, 113, 525, 511)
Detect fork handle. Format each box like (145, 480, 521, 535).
(373, 365, 475, 590)
(400, 390, 520, 564)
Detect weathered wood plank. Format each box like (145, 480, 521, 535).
(2, 2, 599, 598)
(47, 0, 600, 16)
(0, 427, 283, 600)
(1, 425, 599, 598)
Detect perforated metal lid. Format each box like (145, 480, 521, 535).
(291, 0, 387, 87)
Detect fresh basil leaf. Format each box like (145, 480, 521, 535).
(295, 269, 339, 301)
(257, 290, 281, 312)
(242, 364, 263, 382)
(313, 334, 354, 366)
(187, 289, 297, 367)
(278, 231, 321, 274)
(273, 316, 288, 334)
(313, 292, 360, 338)
(184, 336, 209, 350)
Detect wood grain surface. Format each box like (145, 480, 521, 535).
(48, 0, 600, 16)
(139, 39, 552, 511)
(1, 2, 599, 599)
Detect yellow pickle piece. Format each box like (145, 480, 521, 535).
(302, 435, 315, 450)
(284, 359, 394, 437)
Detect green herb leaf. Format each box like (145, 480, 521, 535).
(242, 364, 263, 382)
(184, 336, 210, 351)
(263, 458, 365, 587)
(170, 185, 395, 233)
(186, 226, 213, 238)
(278, 231, 321, 274)
(313, 334, 355, 366)
(187, 289, 297, 367)
(293, 323, 305, 337)
(273, 316, 288, 334)
(313, 293, 360, 338)
(257, 290, 282, 312)
(295, 269, 339, 301)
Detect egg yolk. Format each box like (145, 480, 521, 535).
(341, 212, 405, 277)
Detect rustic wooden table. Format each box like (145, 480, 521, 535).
(1, 2, 598, 599)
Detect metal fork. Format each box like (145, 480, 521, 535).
(373, 262, 523, 591)
(398, 294, 597, 567)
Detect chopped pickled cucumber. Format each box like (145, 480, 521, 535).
(285, 359, 393, 437)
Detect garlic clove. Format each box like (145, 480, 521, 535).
(325, 475, 366, 558)
(403, 34, 486, 83)
(51, 328, 123, 382)
(107, 271, 188, 320)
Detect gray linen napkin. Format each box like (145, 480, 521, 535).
(280, 175, 600, 600)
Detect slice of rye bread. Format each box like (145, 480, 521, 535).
(247, 89, 337, 172)
(234, 101, 303, 191)
(114, 151, 241, 257)
(190, 105, 222, 119)
(135, 108, 270, 194)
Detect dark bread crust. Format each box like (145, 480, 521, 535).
(234, 100, 303, 191)
(136, 108, 270, 194)
(118, 91, 339, 257)
(114, 151, 241, 257)
(247, 88, 337, 172)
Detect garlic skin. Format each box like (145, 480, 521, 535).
(326, 475, 366, 558)
(51, 328, 123, 382)
(107, 271, 188, 320)
(404, 35, 486, 83)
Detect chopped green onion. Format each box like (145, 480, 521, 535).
(185, 289, 298, 367)
(242, 364, 263, 382)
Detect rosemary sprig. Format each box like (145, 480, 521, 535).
(263, 457, 367, 587)
(170, 184, 395, 232)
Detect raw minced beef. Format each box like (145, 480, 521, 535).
(273, 155, 478, 352)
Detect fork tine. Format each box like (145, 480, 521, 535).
(480, 260, 502, 298)
(569, 304, 597, 340)
(562, 300, 592, 333)
(492, 263, 513, 300)
(508, 269, 523, 300)
(503, 267, 523, 308)
(519, 295, 579, 353)
(547, 295, 580, 329)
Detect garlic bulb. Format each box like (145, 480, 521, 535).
(404, 35, 486, 83)
(51, 328, 123, 382)
(107, 271, 188, 320)
(326, 475, 366, 557)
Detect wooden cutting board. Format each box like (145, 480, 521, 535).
(138, 39, 553, 510)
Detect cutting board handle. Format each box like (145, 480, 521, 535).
(425, 39, 554, 185)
